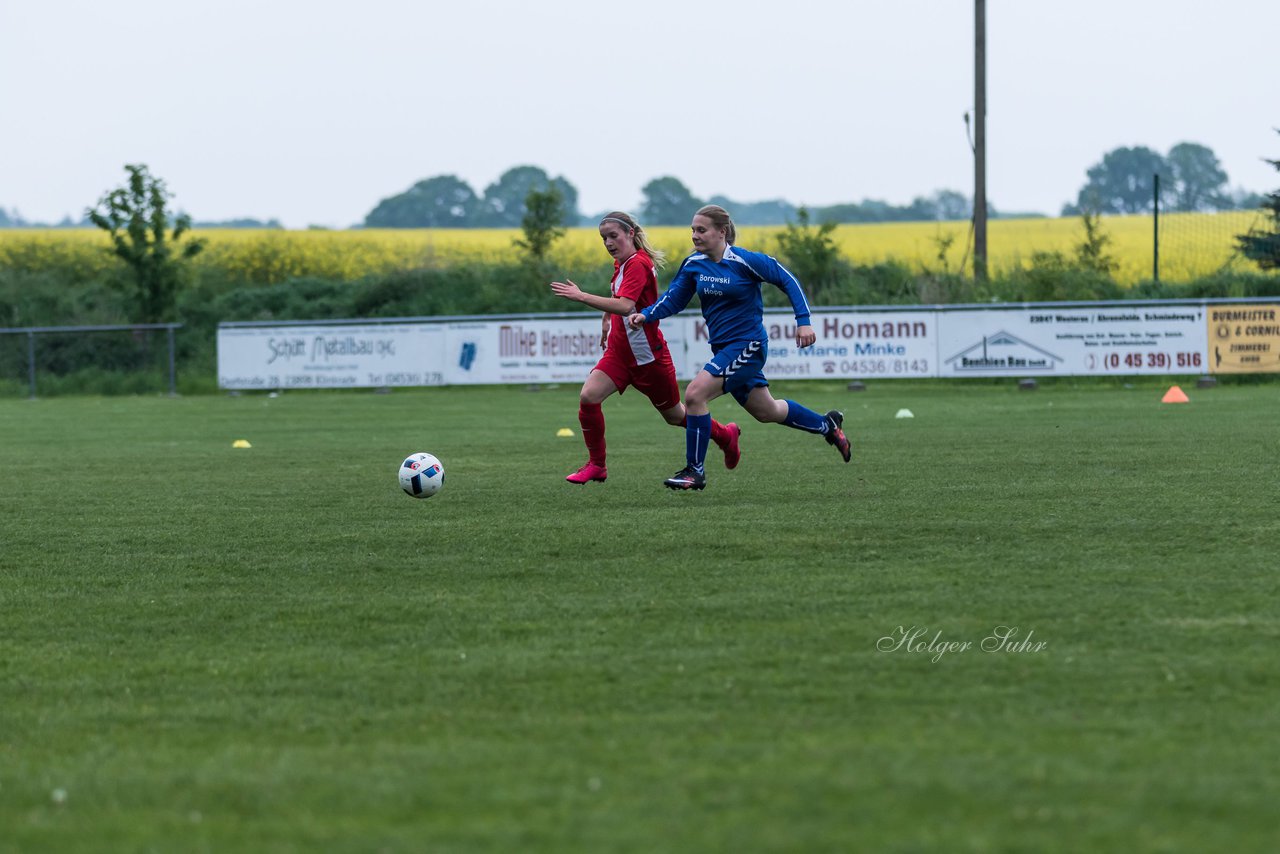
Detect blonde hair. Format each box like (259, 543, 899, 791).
(599, 211, 666, 269)
(694, 204, 736, 245)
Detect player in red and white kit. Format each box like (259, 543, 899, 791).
(550, 210, 740, 484)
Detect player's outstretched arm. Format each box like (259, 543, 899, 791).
(549, 279, 585, 301)
(743, 248, 814, 333)
(550, 279, 636, 316)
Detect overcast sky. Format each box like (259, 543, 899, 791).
(2, 0, 1276, 228)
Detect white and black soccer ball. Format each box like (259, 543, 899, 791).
(399, 452, 445, 498)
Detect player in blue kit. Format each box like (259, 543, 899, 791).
(627, 204, 851, 490)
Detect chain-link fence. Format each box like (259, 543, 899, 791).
(0, 323, 181, 398)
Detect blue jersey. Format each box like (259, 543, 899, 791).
(640, 246, 812, 349)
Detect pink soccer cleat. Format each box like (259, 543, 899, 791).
(565, 462, 608, 484)
(824, 410, 852, 463)
(720, 422, 742, 470)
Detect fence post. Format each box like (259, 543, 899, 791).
(27, 330, 37, 399)
(1152, 173, 1160, 283)
(167, 325, 178, 396)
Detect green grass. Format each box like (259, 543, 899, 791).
(2, 380, 1278, 852)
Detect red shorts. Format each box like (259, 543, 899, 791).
(593, 348, 681, 411)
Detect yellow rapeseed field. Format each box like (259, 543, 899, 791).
(0, 211, 1262, 286)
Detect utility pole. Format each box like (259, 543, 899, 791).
(974, 0, 988, 281)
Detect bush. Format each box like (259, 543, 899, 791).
(0, 268, 133, 327)
(991, 251, 1124, 302)
(211, 277, 355, 323)
(348, 263, 572, 319)
(1128, 272, 1280, 300)
(773, 208, 852, 304)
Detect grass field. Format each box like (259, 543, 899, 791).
(3, 380, 1278, 852)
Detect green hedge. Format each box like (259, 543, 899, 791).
(2, 258, 1278, 396)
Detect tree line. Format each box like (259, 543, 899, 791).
(0, 207, 281, 230)
(0, 140, 1267, 231)
(363, 168, 984, 229)
(358, 140, 1263, 230)
(1064, 142, 1263, 216)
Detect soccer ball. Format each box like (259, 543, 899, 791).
(399, 452, 445, 498)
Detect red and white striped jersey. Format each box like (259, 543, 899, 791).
(607, 250, 667, 366)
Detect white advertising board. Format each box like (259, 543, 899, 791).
(217, 302, 1239, 389)
(936, 306, 1209, 376)
(443, 316, 606, 385)
(217, 323, 447, 390)
(675, 311, 938, 380)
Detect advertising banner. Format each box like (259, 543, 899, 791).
(217, 323, 447, 390)
(1206, 304, 1280, 373)
(936, 306, 1208, 377)
(442, 316, 604, 385)
(673, 311, 937, 379)
(218, 300, 1277, 389)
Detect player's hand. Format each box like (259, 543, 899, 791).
(796, 324, 816, 348)
(626, 313, 647, 329)
(550, 279, 583, 301)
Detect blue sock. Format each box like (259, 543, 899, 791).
(686, 413, 712, 473)
(782, 400, 828, 434)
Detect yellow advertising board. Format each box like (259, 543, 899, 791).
(1207, 305, 1280, 374)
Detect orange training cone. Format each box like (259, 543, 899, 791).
(1161, 386, 1189, 404)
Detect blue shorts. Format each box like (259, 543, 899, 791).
(705, 339, 769, 405)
